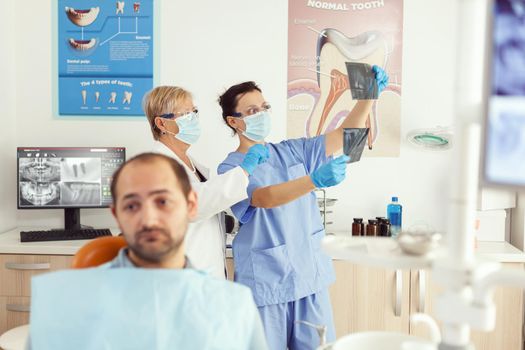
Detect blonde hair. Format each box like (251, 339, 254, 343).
(142, 86, 193, 140)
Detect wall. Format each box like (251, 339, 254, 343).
(0, 1, 18, 232)
(9, 0, 459, 233)
(319, 0, 459, 233)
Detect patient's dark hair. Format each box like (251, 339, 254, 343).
(218, 81, 262, 134)
(110, 153, 191, 205)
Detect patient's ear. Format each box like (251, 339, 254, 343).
(187, 190, 198, 220)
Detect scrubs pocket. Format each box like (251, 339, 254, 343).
(310, 230, 335, 282)
(251, 244, 296, 301)
(287, 163, 307, 180)
(310, 229, 325, 250)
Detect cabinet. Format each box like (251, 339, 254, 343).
(226, 258, 234, 281)
(409, 263, 524, 350)
(328, 261, 411, 336)
(225, 257, 525, 348)
(329, 260, 524, 349)
(0, 254, 73, 334)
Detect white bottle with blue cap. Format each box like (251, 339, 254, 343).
(387, 196, 402, 237)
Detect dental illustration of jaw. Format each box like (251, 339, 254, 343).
(68, 38, 97, 52)
(109, 92, 117, 104)
(65, 7, 100, 27)
(116, 1, 125, 15)
(122, 91, 133, 104)
(289, 28, 401, 154)
(20, 182, 60, 206)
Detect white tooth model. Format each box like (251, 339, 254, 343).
(81, 90, 87, 105)
(311, 30, 389, 142)
(109, 92, 117, 104)
(116, 1, 125, 15)
(65, 7, 100, 27)
(68, 38, 97, 51)
(288, 28, 402, 155)
(122, 91, 132, 104)
(95, 91, 100, 103)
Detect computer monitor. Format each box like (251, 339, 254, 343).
(482, 0, 525, 188)
(17, 147, 126, 230)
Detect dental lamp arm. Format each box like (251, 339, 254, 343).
(473, 268, 525, 305)
(324, 100, 374, 156)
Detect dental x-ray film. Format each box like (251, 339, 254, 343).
(345, 62, 378, 100)
(343, 128, 369, 163)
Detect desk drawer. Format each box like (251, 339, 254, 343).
(0, 296, 30, 335)
(0, 255, 73, 296)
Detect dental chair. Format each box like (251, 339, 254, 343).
(0, 236, 126, 350)
(71, 235, 127, 268)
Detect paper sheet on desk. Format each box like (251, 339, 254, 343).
(29, 269, 263, 350)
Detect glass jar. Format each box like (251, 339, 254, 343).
(366, 219, 379, 236)
(352, 218, 365, 236)
(379, 218, 391, 237)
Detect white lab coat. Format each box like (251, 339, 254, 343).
(152, 141, 248, 279)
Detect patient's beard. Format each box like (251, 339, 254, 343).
(129, 225, 185, 265)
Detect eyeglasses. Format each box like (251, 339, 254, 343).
(232, 104, 271, 118)
(159, 108, 199, 120)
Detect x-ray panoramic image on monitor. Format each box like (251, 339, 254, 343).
(483, 0, 525, 187)
(17, 147, 125, 208)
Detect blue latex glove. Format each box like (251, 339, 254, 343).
(372, 65, 389, 94)
(240, 144, 270, 175)
(310, 155, 350, 188)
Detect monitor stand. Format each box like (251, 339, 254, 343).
(64, 208, 92, 230)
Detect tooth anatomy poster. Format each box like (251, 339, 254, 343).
(57, 0, 154, 116)
(288, 0, 403, 156)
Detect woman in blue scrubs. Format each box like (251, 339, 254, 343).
(217, 67, 388, 349)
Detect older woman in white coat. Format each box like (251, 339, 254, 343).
(142, 86, 268, 278)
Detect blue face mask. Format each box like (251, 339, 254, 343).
(241, 111, 271, 142)
(164, 112, 201, 145)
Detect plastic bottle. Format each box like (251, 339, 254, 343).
(387, 196, 403, 237)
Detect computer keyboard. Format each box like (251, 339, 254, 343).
(20, 228, 113, 242)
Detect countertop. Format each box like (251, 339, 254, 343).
(0, 227, 120, 255)
(2, 228, 525, 263)
(226, 232, 525, 263)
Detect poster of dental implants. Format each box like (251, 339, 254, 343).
(57, 0, 154, 116)
(288, 0, 403, 156)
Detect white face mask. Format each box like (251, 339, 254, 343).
(240, 111, 271, 142)
(162, 111, 201, 145)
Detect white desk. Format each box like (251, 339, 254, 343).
(0, 227, 120, 255)
(2, 228, 524, 262)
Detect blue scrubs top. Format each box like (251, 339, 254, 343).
(218, 135, 335, 307)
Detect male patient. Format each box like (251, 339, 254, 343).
(28, 153, 268, 350)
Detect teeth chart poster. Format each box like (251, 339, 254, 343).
(288, 0, 403, 157)
(57, 0, 154, 116)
